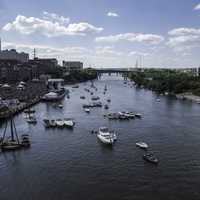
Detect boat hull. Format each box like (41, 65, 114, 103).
(97, 134, 114, 145)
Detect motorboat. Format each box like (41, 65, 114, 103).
(91, 96, 100, 101)
(84, 108, 90, 113)
(107, 98, 111, 103)
(72, 85, 79, 88)
(104, 104, 109, 109)
(21, 134, 31, 148)
(136, 142, 148, 149)
(97, 127, 116, 145)
(143, 153, 159, 164)
(49, 120, 57, 127)
(26, 116, 37, 124)
(58, 104, 63, 108)
(80, 96, 86, 99)
(135, 113, 142, 118)
(42, 88, 66, 101)
(56, 119, 65, 127)
(43, 119, 51, 128)
(64, 118, 75, 128)
(24, 108, 35, 114)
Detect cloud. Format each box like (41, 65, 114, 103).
(95, 46, 122, 56)
(2, 15, 103, 37)
(194, 3, 200, 10)
(128, 51, 150, 57)
(2, 42, 91, 58)
(167, 27, 200, 50)
(95, 33, 164, 44)
(107, 12, 119, 17)
(43, 11, 70, 25)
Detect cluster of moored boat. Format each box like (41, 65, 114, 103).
(43, 118, 75, 128)
(104, 111, 142, 120)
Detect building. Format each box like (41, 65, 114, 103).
(0, 59, 32, 83)
(0, 39, 29, 63)
(28, 58, 59, 76)
(63, 61, 83, 72)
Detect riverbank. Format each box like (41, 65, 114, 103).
(0, 81, 47, 120)
(176, 92, 200, 103)
(129, 69, 200, 102)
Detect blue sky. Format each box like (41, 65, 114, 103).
(0, 0, 200, 68)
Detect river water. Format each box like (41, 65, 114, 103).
(0, 75, 200, 200)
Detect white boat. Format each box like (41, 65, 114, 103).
(97, 127, 115, 145)
(135, 113, 142, 118)
(84, 108, 90, 113)
(56, 119, 65, 127)
(136, 142, 148, 149)
(58, 104, 63, 108)
(64, 119, 75, 128)
(26, 116, 37, 124)
(42, 89, 66, 101)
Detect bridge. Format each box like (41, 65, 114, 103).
(94, 67, 141, 80)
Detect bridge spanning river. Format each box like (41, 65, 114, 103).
(94, 67, 140, 80)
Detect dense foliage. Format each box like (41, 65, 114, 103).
(63, 68, 97, 83)
(129, 69, 200, 96)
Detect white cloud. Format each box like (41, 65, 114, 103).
(2, 42, 91, 58)
(107, 12, 119, 17)
(95, 46, 122, 56)
(128, 51, 150, 57)
(194, 3, 200, 10)
(167, 27, 200, 50)
(168, 27, 200, 36)
(2, 15, 103, 37)
(95, 33, 164, 44)
(43, 11, 70, 25)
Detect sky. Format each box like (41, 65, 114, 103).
(0, 0, 200, 68)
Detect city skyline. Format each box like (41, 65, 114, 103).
(0, 0, 200, 68)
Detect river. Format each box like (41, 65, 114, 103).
(0, 75, 200, 200)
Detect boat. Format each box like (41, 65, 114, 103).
(64, 118, 75, 128)
(72, 85, 79, 88)
(56, 119, 65, 127)
(80, 96, 86, 99)
(124, 112, 135, 118)
(21, 134, 31, 147)
(143, 153, 159, 164)
(156, 98, 161, 102)
(49, 120, 57, 127)
(1, 117, 22, 151)
(24, 108, 35, 114)
(135, 113, 142, 118)
(104, 104, 109, 109)
(84, 108, 90, 113)
(97, 127, 116, 145)
(42, 88, 66, 101)
(107, 98, 111, 103)
(26, 115, 37, 124)
(43, 119, 51, 128)
(91, 96, 100, 101)
(136, 142, 148, 149)
(58, 104, 63, 108)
